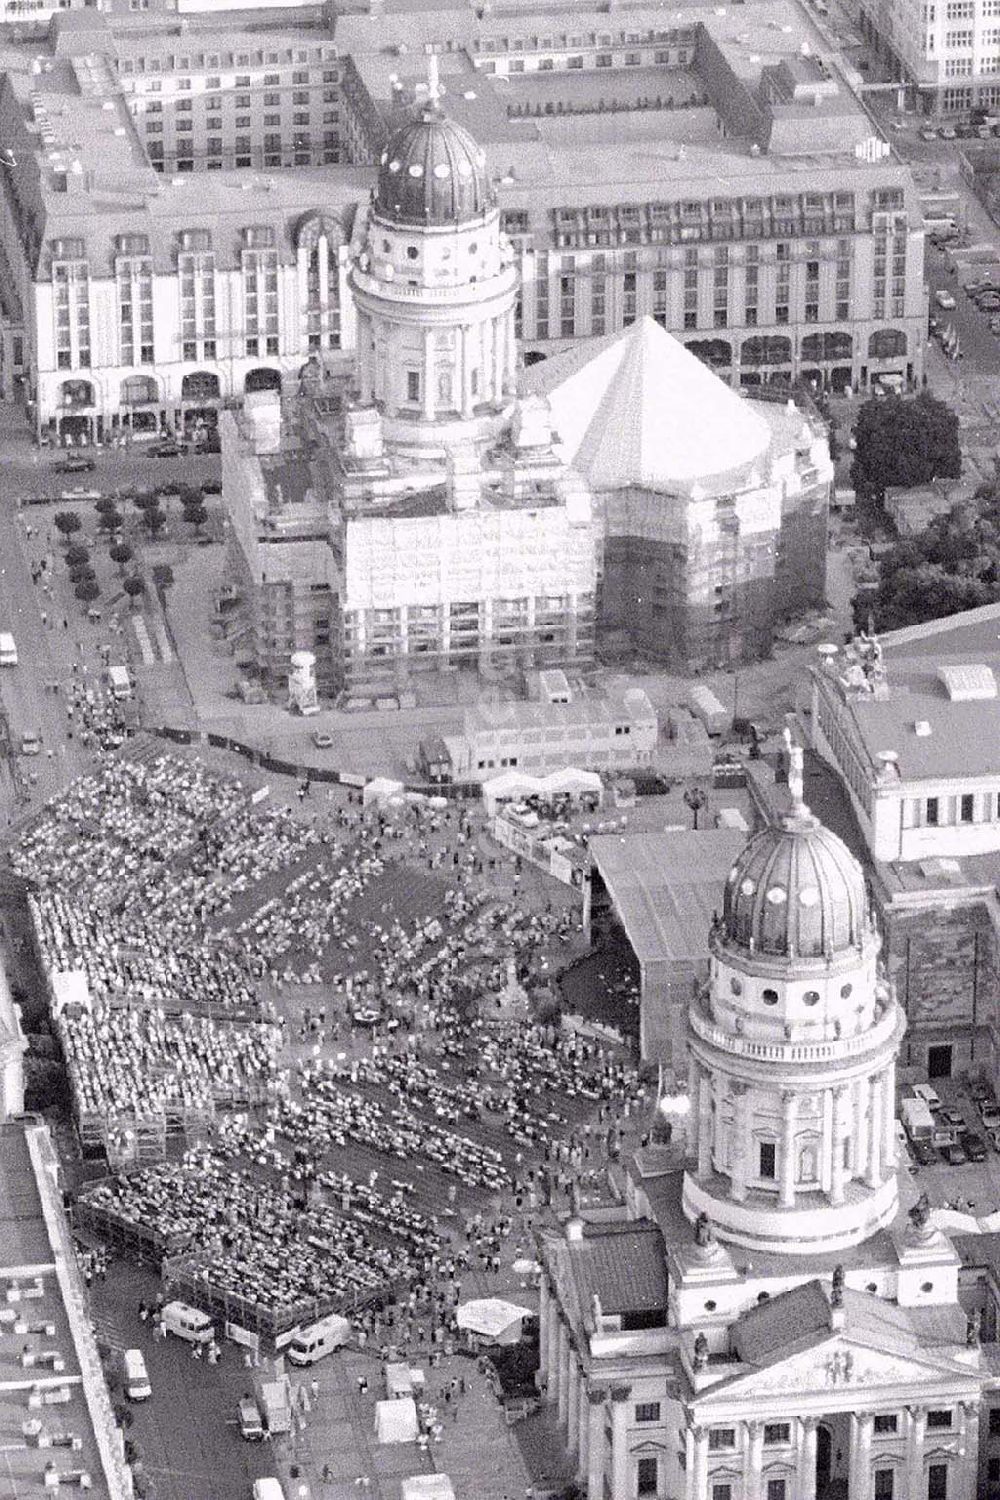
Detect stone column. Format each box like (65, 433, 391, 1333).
(297, 245, 309, 333)
(505, 308, 516, 386)
(850, 1410, 873, 1497)
(577, 1376, 589, 1479)
(831, 1085, 849, 1206)
(493, 315, 505, 403)
(687, 1057, 701, 1165)
(357, 314, 372, 404)
(688, 1425, 709, 1500)
(882, 1064, 896, 1169)
(545, 1285, 559, 1399)
(906, 1405, 926, 1500)
(797, 1416, 818, 1500)
(610, 1388, 630, 1500)
(422, 330, 436, 422)
(567, 1351, 580, 1457)
(557, 1321, 570, 1428)
(867, 1070, 884, 1188)
(697, 1071, 713, 1179)
(731, 1084, 749, 1201)
(961, 1399, 980, 1500)
(854, 1075, 870, 1183)
(461, 325, 475, 417)
(586, 1390, 606, 1500)
(779, 1090, 797, 1208)
(742, 1419, 763, 1495)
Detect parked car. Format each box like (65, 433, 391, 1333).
(200, 479, 222, 494)
(312, 730, 334, 749)
(942, 1140, 968, 1165)
(960, 1131, 988, 1162)
(911, 1138, 937, 1167)
(934, 289, 957, 310)
(979, 1100, 1000, 1129)
(940, 1105, 965, 1128)
(53, 454, 96, 474)
(940, 125, 958, 139)
(151, 441, 189, 459)
(920, 127, 938, 140)
(971, 1080, 995, 1104)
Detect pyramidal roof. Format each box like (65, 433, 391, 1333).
(522, 317, 773, 494)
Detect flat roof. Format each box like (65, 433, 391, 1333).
(845, 663, 1000, 782)
(0, 1120, 125, 1499)
(589, 828, 747, 966)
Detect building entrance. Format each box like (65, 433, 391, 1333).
(928, 1044, 953, 1079)
(816, 1413, 851, 1498)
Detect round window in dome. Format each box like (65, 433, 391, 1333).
(841, 983, 853, 999)
(457, 160, 472, 177)
(469, 242, 478, 253)
(799, 886, 820, 908)
(433, 163, 451, 179)
(388, 160, 401, 173)
(406, 246, 418, 260)
(762, 988, 778, 1006)
(766, 886, 787, 906)
(704, 1300, 717, 1312)
(803, 991, 820, 1007)
(408, 163, 424, 178)
(730, 977, 742, 996)
(740, 878, 756, 897)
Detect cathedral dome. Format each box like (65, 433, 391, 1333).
(376, 108, 493, 227)
(722, 806, 868, 960)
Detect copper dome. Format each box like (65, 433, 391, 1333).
(722, 809, 868, 959)
(375, 108, 493, 227)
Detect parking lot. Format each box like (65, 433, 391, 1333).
(900, 1073, 1000, 1218)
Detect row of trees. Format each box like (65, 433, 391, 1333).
(53, 487, 202, 605)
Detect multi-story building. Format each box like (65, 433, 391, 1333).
(0, 11, 360, 442)
(539, 758, 997, 1500)
(441, 687, 659, 781)
(338, 0, 929, 394)
(0, 0, 927, 440)
(858, 0, 1000, 116)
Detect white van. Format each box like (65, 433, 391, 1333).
(105, 665, 132, 701)
(122, 1348, 151, 1402)
(912, 1082, 941, 1111)
(0, 633, 18, 667)
(160, 1300, 214, 1345)
(252, 1481, 287, 1500)
(287, 1313, 351, 1367)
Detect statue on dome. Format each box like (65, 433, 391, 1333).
(830, 1264, 844, 1308)
(693, 1333, 709, 1370)
(967, 1310, 982, 1348)
(909, 1192, 931, 1233)
(694, 1212, 715, 1249)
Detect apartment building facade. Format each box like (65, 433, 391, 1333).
(858, 0, 1000, 115)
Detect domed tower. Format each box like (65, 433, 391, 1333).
(349, 59, 518, 452)
(682, 746, 905, 1255)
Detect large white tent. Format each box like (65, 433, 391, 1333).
(374, 1397, 419, 1444)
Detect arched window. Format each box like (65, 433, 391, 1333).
(868, 329, 907, 360)
(685, 338, 732, 368)
(742, 335, 792, 367)
(762, 988, 779, 1005)
(60, 379, 94, 410)
(297, 212, 343, 353)
(121, 374, 158, 407)
(181, 371, 220, 402)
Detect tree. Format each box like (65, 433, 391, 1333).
(144, 506, 166, 538)
(65, 544, 90, 569)
(68, 564, 96, 585)
(860, 484, 1000, 631)
(95, 496, 119, 516)
(123, 575, 145, 609)
(74, 579, 100, 603)
(98, 506, 123, 534)
(152, 563, 175, 593)
(683, 786, 707, 830)
(110, 543, 134, 571)
(850, 392, 961, 511)
(53, 511, 82, 542)
(183, 503, 208, 536)
(132, 491, 157, 512)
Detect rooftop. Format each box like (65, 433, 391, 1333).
(0, 1120, 130, 1499)
(832, 661, 1000, 782)
(589, 828, 749, 966)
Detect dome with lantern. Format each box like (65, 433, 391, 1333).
(722, 801, 868, 961)
(375, 105, 494, 227)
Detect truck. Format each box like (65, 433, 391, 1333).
(258, 1377, 292, 1436)
(287, 1312, 351, 1366)
(19, 730, 41, 757)
(122, 1348, 151, 1402)
(0, 633, 18, 667)
(686, 684, 729, 738)
(105, 665, 132, 701)
(901, 1096, 934, 1143)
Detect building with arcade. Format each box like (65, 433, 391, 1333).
(537, 750, 997, 1500)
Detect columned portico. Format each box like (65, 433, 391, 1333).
(585, 1389, 605, 1499)
(610, 1388, 630, 1499)
(797, 1416, 818, 1500)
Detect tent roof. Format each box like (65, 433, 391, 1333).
(375, 1397, 419, 1444)
(523, 316, 772, 494)
(456, 1298, 533, 1338)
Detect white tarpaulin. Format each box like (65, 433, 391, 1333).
(50, 967, 92, 1017)
(375, 1397, 418, 1445)
(931, 1209, 980, 1235)
(401, 1477, 455, 1500)
(363, 777, 405, 809)
(456, 1298, 532, 1343)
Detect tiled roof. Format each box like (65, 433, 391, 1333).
(731, 1280, 833, 1364)
(566, 1221, 669, 1316)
